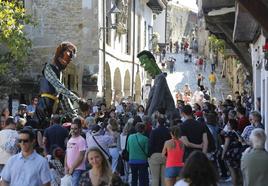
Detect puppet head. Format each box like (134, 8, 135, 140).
(53, 41, 77, 71)
(137, 50, 162, 78)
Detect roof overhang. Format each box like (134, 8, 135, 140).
(236, 0, 268, 34)
(201, 0, 253, 78)
(233, 3, 260, 43)
(202, 0, 234, 13)
(147, 0, 168, 14)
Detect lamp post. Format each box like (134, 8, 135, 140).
(101, 1, 120, 101)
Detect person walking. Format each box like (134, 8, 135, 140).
(127, 122, 149, 186)
(0, 117, 19, 174)
(79, 147, 112, 186)
(197, 74, 205, 91)
(203, 57, 207, 72)
(1, 127, 51, 186)
(174, 151, 218, 186)
(162, 126, 184, 186)
(180, 105, 208, 161)
(65, 117, 87, 186)
(43, 114, 69, 155)
(241, 128, 268, 186)
(208, 71, 217, 94)
(148, 108, 171, 186)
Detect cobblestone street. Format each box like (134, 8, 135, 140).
(163, 52, 233, 103)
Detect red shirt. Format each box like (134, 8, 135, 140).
(238, 116, 250, 133)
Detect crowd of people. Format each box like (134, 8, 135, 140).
(0, 90, 268, 186)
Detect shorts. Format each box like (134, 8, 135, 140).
(165, 166, 182, 178)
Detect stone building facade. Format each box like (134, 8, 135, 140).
(0, 0, 165, 110)
(153, 1, 197, 48)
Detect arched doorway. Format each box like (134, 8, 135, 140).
(105, 63, 112, 106)
(135, 73, 141, 103)
(113, 68, 122, 103)
(124, 70, 131, 97)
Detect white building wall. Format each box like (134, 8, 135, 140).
(153, 10, 166, 44)
(98, 0, 153, 103)
(251, 34, 268, 149)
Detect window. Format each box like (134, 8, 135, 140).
(105, 0, 111, 45)
(137, 15, 141, 53)
(144, 21, 147, 48)
(126, 0, 132, 55)
(148, 25, 153, 51)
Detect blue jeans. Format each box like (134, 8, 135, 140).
(71, 170, 83, 186)
(130, 163, 149, 186)
(109, 147, 120, 172)
(211, 64, 215, 71)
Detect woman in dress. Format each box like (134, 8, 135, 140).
(79, 147, 112, 186)
(221, 119, 243, 186)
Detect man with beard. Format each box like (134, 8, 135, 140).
(34, 41, 82, 128)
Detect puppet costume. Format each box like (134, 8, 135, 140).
(34, 41, 80, 128)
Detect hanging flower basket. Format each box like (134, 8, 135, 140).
(262, 42, 268, 59)
(116, 22, 127, 35)
(263, 42, 268, 70)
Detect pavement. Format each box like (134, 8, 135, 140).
(162, 52, 233, 103)
(161, 52, 233, 186)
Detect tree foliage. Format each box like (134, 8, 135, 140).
(0, 0, 33, 75)
(152, 32, 160, 54)
(208, 34, 225, 53)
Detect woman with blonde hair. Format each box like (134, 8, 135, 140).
(79, 147, 112, 186)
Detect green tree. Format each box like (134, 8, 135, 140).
(0, 0, 33, 74)
(152, 32, 160, 54)
(0, 0, 34, 96)
(208, 34, 225, 53)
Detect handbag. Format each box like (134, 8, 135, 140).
(135, 134, 148, 157)
(60, 175, 71, 186)
(115, 155, 125, 176)
(121, 135, 129, 161)
(92, 135, 112, 163)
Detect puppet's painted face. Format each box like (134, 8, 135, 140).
(56, 46, 76, 70)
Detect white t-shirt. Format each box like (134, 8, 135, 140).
(0, 129, 19, 164)
(175, 179, 190, 186)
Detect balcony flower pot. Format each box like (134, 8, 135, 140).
(116, 22, 127, 35)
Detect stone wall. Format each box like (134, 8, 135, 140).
(23, 0, 100, 98)
(166, 3, 196, 44)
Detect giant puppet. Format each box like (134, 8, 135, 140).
(34, 41, 86, 128)
(137, 50, 175, 119)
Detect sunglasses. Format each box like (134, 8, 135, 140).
(18, 139, 30, 144)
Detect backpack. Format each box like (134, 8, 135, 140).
(205, 125, 216, 153)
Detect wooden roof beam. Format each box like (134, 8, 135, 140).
(236, 0, 268, 33)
